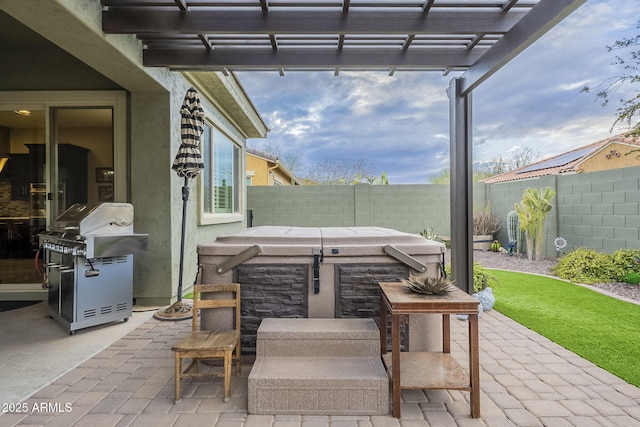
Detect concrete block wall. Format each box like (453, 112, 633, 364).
(247, 165, 640, 258)
(248, 183, 483, 238)
(555, 167, 640, 253)
(248, 185, 355, 227)
(486, 175, 559, 258)
(367, 184, 450, 235)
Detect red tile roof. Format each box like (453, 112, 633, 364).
(482, 133, 640, 184)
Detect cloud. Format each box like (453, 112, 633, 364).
(472, 0, 640, 161)
(238, 0, 640, 184)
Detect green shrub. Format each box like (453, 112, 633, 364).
(473, 262, 499, 292)
(553, 248, 618, 284)
(419, 226, 440, 241)
(624, 271, 640, 285)
(445, 261, 498, 293)
(611, 249, 640, 281)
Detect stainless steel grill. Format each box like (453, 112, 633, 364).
(39, 203, 148, 334)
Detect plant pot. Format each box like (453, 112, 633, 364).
(473, 235, 493, 251)
(441, 237, 451, 249)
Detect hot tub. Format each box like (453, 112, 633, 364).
(198, 226, 446, 353)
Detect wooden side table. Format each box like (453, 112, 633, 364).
(379, 282, 480, 418)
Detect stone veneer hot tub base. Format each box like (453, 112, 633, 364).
(198, 226, 446, 354)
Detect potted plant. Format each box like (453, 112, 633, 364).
(473, 202, 501, 251)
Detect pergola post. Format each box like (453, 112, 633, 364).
(448, 77, 474, 295)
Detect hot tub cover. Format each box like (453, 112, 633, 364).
(198, 226, 444, 258)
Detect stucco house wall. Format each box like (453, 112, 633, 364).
(246, 148, 298, 186)
(246, 154, 295, 186)
(246, 154, 271, 186)
(0, 1, 267, 305)
(579, 141, 640, 173)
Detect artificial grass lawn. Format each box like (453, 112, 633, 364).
(489, 269, 640, 388)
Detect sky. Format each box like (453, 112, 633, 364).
(236, 0, 640, 184)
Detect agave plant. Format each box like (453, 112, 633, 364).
(401, 273, 455, 295)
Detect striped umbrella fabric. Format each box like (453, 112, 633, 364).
(172, 87, 205, 179)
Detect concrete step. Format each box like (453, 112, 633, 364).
(256, 317, 381, 358)
(248, 356, 389, 415)
(248, 317, 389, 416)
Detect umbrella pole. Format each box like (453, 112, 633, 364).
(177, 177, 189, 302)
(154, 176, 193, 320)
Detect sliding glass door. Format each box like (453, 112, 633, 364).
(0, 92, 124, 290)
(0, 107, 46, 285)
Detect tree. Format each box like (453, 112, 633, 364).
(429, 147, 540, 183)
(251, 141, 387, 185)
(475, 147, 541, 178)
(428, 168, 451, 184)
(252, 140, 305, 175)
(509, 147, 541, 169)
(581, 21, 640, 136)
(363, 171, 389, 185)
(428, 167, 489, 183)
(301, 159, 388, 185)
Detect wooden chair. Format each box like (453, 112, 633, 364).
(171, 283, 241, 402)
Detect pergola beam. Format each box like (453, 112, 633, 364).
(422, 0, 436, 13)
(97, 0, 588, 299)
(102, 10, 526, 35)
(460, 0, 587, 94)
(143, 47, 484, 70)
(173, 0, 187, 12)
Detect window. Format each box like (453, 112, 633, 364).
(201, 123, 243, 223)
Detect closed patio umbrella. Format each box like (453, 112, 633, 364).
(155, 87, 205, 320)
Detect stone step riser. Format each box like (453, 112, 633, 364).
(257, 339, 380, 358)
(248, 318, 389, 416)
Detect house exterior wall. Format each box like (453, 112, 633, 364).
(271, 168, 294, 185)
(580, 142, 640, 173)
(246, 155, 272, 186)
(246, 154, 295, 186)
(0, 1, 267, 305)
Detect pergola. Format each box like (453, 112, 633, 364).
(101, 0, 586, 293)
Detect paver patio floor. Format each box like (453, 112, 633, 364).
(2, 309, 640, 427)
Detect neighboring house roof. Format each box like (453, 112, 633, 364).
(246, 147, 300, 185)
(248, 147, 279, 163)
(483, 133, 640, 184)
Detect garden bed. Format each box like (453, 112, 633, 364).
(470, 250, 640, 304)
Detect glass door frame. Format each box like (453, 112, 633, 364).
(0, 90, 128, 228)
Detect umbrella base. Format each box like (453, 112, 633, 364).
(154, 300, 193, 321)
